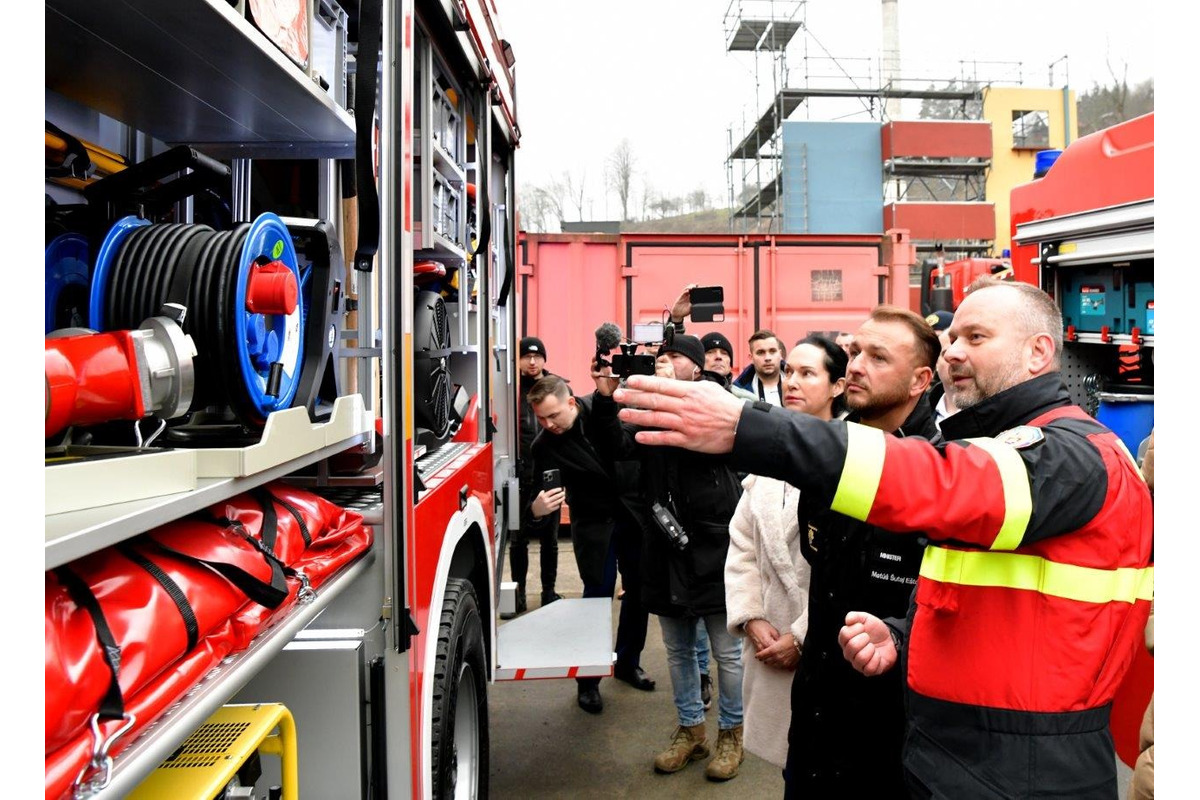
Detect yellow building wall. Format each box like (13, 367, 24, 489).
(983, 87, 1078, 254)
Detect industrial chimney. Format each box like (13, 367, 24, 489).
(881, 0, 901, 120)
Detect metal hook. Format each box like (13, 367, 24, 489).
(133, 417, 167, 449)
(295, 569, 317, 604)
(73, 713, 136, 798)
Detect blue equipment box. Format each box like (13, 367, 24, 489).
(1130, 282, 1154, 335)
(1062, 268, 1124, 333)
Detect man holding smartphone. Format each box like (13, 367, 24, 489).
(527, 375, 656, 715)
(507, 337, 563, 618)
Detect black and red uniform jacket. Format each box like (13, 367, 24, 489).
(730, 373, 1153, 799)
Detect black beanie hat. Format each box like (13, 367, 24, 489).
(700, 331, 735, 361)
(657, 334, 705, 370)
(519, 336, 547, 359)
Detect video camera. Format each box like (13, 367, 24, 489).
(611, 342, 657, 379)
(595, 320, 676, 380)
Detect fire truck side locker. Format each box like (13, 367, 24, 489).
(44, 0, 376, 796)
(1010, 112, 1154, 769)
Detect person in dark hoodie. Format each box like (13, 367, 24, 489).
(507, 336, 562, 617)
(589, 334, 748, 782)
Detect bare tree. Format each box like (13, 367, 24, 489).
(606, 139, 636, 221)
(1077, 76, 1153, 136)
(561, 170, 587, 221)
(518, 182, 565, 232)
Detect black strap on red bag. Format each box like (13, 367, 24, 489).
(117, 543, 201, 654)
(147, 524, 290, 610)
(253, 487, 312, 547)
(54, 566, 126, 722)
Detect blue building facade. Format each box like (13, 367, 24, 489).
(781, 121, 882, 234)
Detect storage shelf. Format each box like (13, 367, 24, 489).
(414, 222, 467, 259)
(1068, 333, 1154, 347)
(82, 552, 375, 800)
(46, 396, 372, 570)
(416, 131, 467, 185)
(46, 430, 370, 570)
(46, 0, 355, 158)
(285, 461, 385, 488)
(432, 139, 467, 184)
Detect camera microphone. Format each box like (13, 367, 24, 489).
(595, 322, 622, 368)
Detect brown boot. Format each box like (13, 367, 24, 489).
(653, 723, 710, 773)
(705, 725, 745, 781)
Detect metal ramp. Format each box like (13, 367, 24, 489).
(495, 597, 613, 681)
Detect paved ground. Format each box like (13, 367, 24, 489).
(489, 536, 784, 798)
(489, 536, 1134, 799)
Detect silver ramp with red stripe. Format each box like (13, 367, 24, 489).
(495, 597, 614, 681)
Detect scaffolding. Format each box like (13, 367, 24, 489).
(723, 0, 1025, 239)
(723, 0, 805, 233)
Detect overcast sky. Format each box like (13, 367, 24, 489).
(497, 0, 1156, 219)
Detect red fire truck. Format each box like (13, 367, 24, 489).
(45, 2, 606, 799)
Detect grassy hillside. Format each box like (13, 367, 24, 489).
(620, 208, 775, 234)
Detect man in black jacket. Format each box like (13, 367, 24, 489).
(508, 336, 561, 618)
(590, 334, 748, 782)
(782, 306, 939, 797)
(526, 375, 655, 715)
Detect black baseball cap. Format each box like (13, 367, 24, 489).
(519, 336, 547, 358)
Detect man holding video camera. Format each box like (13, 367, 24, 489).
(589, 333, 748, 782)
(526, 374, 655, 715)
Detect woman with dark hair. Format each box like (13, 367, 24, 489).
(723, 334, 846, 771)
(795, 335, 850, 418)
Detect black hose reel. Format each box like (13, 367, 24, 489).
(89, 212, 324, 441)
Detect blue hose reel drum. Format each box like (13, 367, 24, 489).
(90, 212, 305, 423)
(45, 232, 93, 333)
(235, 213, 305, 418)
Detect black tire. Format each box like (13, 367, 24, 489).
(430, 577, 490, 799)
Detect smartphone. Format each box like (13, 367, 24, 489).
(542, 468, 562, 490)
(689, 286, 725, 322)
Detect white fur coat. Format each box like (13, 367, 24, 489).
(725, 474, 811, 769)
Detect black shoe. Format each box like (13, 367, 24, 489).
(613, 664, 656, 691)
(700, 672, 713, 710)
(577, 685, 603, 714)
(541, 592, 563, 606)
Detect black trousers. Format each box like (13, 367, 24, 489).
(578, 518, 649, 690)
(509, 520, 558, 597)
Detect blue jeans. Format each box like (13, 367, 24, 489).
(658, 613, 743, 730)
(695, 620, 710, 675)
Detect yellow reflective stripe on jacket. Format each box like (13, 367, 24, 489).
(830, 422, 886, 521)
(962, 437, 1033, 551)
(920, 546, 1155, 605)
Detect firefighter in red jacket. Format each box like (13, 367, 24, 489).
(610, 278, 1153, 799)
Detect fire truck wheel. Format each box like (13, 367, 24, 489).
(431, 577, 490, 799)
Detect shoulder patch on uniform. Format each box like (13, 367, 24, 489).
(994, 425, 1044, 449)
(925, 313, 939, 326)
